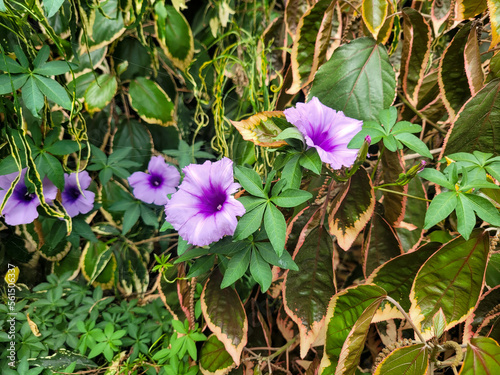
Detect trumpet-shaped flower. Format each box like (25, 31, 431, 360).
(0, 169, 57, 226)
(284, 97, 363, 169)
(128, 156, 180, 205)
(164, 158, 245, 246)
(61, 171, 95, 217)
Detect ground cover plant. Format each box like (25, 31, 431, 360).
(1, 0, 500, 374)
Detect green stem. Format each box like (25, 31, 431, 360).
(375, 187, 432, 202)
(262, 336, 298, 362)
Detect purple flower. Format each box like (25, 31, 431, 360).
(0, 168, 57, 226)
(128, 156, 180, 205)
(284, 97, 363, 169)
(62, 171, 95, 217)
(164, 158, 246, 246)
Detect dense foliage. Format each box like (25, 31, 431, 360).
(1, 0, 500, 374)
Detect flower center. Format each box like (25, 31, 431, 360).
(150, 174, 163, 187)
(201, 188, 227, 215)
(15, 185, 36, 202)
(68, 187, 81, 200)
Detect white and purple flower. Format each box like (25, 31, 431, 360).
(128, 156, 180, 205)
(164, 158, 245, 246)
(0, 168, 57, 226)
(284, 97, 363, 169)
(61, 171, 95, 217)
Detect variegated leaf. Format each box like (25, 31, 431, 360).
(319, 284, 387, 374)
(362, 0, 389, 40)
(409, 230, 489, 340)
(464, 26, 485, 95)
(284, 226, 335, 358)
(328, 167, 375, 251)
(201, 271, 248, 365)
(230, 111, 290, 147)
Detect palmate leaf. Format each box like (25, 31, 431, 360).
(264, 202, 287, 256)
(409, 230, 489, 340)
(22, 76, 44, 118)
(34, 74, 72, 109)
(319, 284, 387, 374)
(0, 74, 28, 95)
(284, 226, 335, 358)
(201, 271, 247, 366)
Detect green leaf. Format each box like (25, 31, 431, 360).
(409, 230, 490, 339)
(234, 165, 266, 198)
(0, 73, 28, 95)
(231, 111, 290, 147)
(122, 204, 141, 234)
(33, 74, 72, 109)
(372, 343, 428, 375)
(423, 191, 458, 230)
(250, 249, 272, 292)
(439, 22, 472, 119)
(284, 226, 336, 358)
(328, 167, 375, 250)
(274, 127, 305, 143)
(220, 246, 251, 288)
(418, 168, 455, 190)
(201, 271, 247, 366)
(433, 308, 447, 339)
(400, 8, 432, 106)
(199, 335, 235, 375)
(309, 37, 396, 122)
(36, 152, 65, 191)
(362, 0, 388, 39)
(128, 77, 175, 126)
(0, 55, 28, 74)
(456, 194, 476, 240)
(187, 255, 215, 278)
(236, 196, 266, 214)
(33, 61, 76, 76)
(444, 79, 500, 156)
(43, 0, 66, 18)
(299, 148, 322, 175)
(394, 133, 433, 158)
(462, 193, 500, 226)
(319, 284, 387, 374)
(264, 202, 287, 256)
(44, 140, 83, 155)
(255, 242, 298, 271)
(460, 337, 500, 375)
(84, 74, 118, 114)
(233, 202, 266, 240)
(22, 76, 44, 118)
(457, 0, 487, 20)
(154, 3, 194, 70)
(288, 0, 336, 93)
(391, 121, 423, 135)
(271, 188, 312, 207)
(281, 153, 302, 189)
(378, 107, 398, 131)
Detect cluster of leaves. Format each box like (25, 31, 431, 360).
(0, 273, 205, 374)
